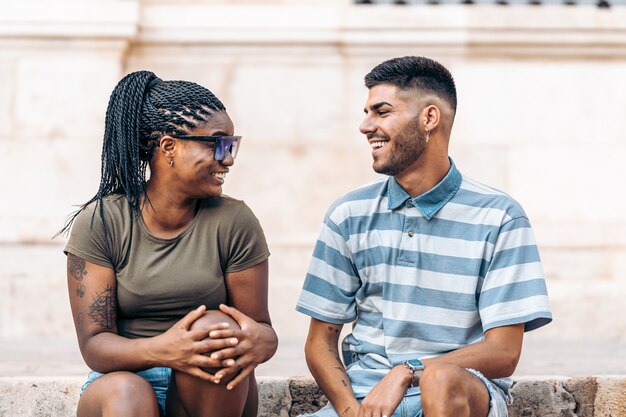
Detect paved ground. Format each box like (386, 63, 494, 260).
(2, 337, 625, 379)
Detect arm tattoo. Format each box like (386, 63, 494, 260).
(328, 348, 344, 367)
(327, 325, 340, 334)
(77, 312, 85, 331)
(67, 254, 87, 281)
(77, 283, 86, 298)
(88, 284, 116, 330)
(342, 407, 351, 416)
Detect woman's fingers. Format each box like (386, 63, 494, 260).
(226, 364, 255, 390)
(176, 305, 207, 330)
(209, 346, 243, 361)
(184, 366, 218, 383)
(189, 322, 233, 340)
(190, 337, 239, 357)
(208, 328, 242, 339)
(212, 362, 241, 382)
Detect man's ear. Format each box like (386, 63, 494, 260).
(422, 104, 441, 133)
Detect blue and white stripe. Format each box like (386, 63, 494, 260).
(296, 159, 552, 398)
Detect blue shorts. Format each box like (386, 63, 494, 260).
(303, 368, 510, 417)
(81, 367, 172, 414)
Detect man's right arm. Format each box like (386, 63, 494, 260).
(305, 318, 361, 417)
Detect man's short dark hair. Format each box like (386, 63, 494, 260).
(364, 56, 457, 114)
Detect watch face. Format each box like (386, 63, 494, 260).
(407, 359, 424, 370)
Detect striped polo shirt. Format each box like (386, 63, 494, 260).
(296, 159, 552, 398)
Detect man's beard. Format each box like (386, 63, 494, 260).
(373, 117, 426, 177)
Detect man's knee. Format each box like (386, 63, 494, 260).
(420, 363, 469, 406)
(420, 363, 467, 390)
(420, 363, 489, 417)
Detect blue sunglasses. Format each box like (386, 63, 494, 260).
(172, 135, 242, 161)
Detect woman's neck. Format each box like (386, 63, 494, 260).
(141, 185, 198, 239)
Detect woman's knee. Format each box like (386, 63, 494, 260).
(186, 310, 241, 376)
(190, 310, 240, 332)
(79, 372, 159, 417)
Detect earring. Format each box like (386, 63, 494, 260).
(169, 159, 174, 168)
(425, 129, 430, 143)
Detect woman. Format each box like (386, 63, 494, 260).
(60, 71, 277, 417)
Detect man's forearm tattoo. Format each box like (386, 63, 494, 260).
(326, 325, 351, 389)
(88, 284, 116, 330)
(342, 407, 352, 416)
(328, 348, 344, 368)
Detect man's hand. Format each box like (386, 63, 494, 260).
(358, 365, 412, 417)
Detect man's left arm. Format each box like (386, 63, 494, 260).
(358, 324, 523, 417)
(422, 323, 524, 378)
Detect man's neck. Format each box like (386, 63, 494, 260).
(394, 155, 451, 198)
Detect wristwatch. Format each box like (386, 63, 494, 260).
(402, 359, 425, 387)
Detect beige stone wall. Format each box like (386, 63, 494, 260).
(1, 0, 625, 376)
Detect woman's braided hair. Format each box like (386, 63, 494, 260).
(57, 70, 226, 237)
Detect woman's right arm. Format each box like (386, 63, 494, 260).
(66, 253, 233, 381)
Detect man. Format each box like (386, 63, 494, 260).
(296, 56, 552, 417)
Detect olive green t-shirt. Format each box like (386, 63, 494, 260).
(64, 194, 270, 339)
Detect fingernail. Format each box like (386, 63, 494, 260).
(225, 360, 235, 366)
(230, 338, 238, 345)
(211, 353, 220, 359)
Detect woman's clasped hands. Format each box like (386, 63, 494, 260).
(150, 304, 277, 391)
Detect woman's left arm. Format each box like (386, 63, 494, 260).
(208, 259, 278, 389)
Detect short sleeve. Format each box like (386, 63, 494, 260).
(224, 202, 270, 273)
(296, 213, 361, 324)
(478, 217, 552, 333)
(63, 202, 114, 269)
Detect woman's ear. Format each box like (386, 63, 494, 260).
(158, 136, 178, 167)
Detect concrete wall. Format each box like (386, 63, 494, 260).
(1, 0, 626, 377)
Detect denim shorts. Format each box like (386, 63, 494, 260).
(302, 368, 510, 417)
(81, 367, 172, 414)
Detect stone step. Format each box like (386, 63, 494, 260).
(1, 376, 625, 417)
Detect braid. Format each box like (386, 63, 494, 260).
(56, 71, 226, 238)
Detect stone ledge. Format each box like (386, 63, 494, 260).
(0, 376, 624, 417)
(0, 1, 139, 39)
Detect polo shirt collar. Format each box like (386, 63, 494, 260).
(387, 158, 462, 220)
